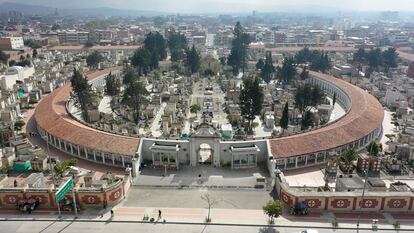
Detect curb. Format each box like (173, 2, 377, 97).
(0, 218, 411, 231)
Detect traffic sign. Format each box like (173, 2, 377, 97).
(55, 178, 73, 202)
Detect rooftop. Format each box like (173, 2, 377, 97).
(34, 67, 140, 157)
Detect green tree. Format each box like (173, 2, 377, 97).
(105, 72, 121, 97)
(84, 41, 94, 48)
(190, 104, 202, 116)
(0, 50, 9, 64)
(168, 31, 187, 62)
(70, 69, 94, 119)
(382, 47, 398, 72)
(277, 56, 296, 83)
(144, 32, 167, 61)
(122, 66, 136, 85)
(131, 48, 151, 75)
(299, 67, 309, 80)
(353, 48, 366, 64)
(301, 110, 314, 130)
(294, 84, 311, 113)
(279, 102, 289, 134)
(263, 200, 283, 224)
(186, 45, 200, 74)
(14, 119, 25, 131)
(86, 51, 103, 69)
(239, 76, 264, 133)
(310, 85, 325, 107)
(295, 84, 324, 113)
(168, 31, 187, 51)
(32, 49, 38, 58)
(54, 159, 77, 177)
(122, 81, 149, 124)
(295, 47, 313, 64)
(340, 147, 357, 174)
(219, 57, 226, 67)
(8, 60, 16, 66)
(24, 39, 41, 49)
(51, 24, 61, 31)
(256, 58, 265, 70)
(367, 48, 383, 71)
(261, 51, 275, 83)
(227, 22, 251, 75)
(366, 141, 383, 156)
(310, 51, 331, 72)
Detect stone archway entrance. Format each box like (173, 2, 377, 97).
(198, 143, 213, 164)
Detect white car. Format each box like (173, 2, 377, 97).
(301, 230, 319, 233)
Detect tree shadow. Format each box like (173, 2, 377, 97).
(38, 220, 57, 233)
(57, 220, 75, 233)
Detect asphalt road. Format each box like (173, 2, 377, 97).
(0, 220, 401, 233)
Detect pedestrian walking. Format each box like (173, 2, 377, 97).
(158, 210, 162, 219)
(110, 209, 114, 218)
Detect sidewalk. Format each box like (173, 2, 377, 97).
(1, 206, 413, 231)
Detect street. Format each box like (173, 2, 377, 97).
(0, 220, 402, 233)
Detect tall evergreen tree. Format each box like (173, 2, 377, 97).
(105, 72, 121, 97)
(70, 69, 94, 119)
(301, 110, 314, 130)
(256, 58, 265, 70)
(227, 22, 250, 75)
(32, 49, 38, 58)
(168, 31, 187, 62)
(86, 51, 103, 69)
(299, 67, 309, 80)
(186, 45, 201, 74)
(0, 50, 9, 64)
(122, 81, 149, 124)
(382, 47, 398, 72)
(131, 48, 151, 75)
(261, 51, 275, 83)
(239, 76, 264, 133)
(122, 66, 136, 85)
(277, 56, 296, 84)
(279, 102, 289, 134)
(144, 32, 167, 60)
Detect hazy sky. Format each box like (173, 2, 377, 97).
(3, 0, 414, 12)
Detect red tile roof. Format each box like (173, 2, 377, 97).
(269, 71, 384, 158)
(34, 67, 140, 157)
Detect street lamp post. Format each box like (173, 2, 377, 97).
(356, 169, 368, 230)
(43, 135, 56, 187)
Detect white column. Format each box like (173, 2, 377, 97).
(77, 146, 80, 157)
(84, 148, 88, 158)
(102, 152, 105, 163)
(295, 157, 298, 168)
(284, 159, 287, 169)
(122, 156, 125, 167)
(70, 144, 73, 154)
(305, 155, 308, 166)
(112, 154, 115, 165)
(93, 151, 96, 161)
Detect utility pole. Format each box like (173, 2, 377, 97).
(43, 135, 56, 187)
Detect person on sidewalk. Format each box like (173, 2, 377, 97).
(110, 209, 114, 218)
(158, 210, 162, 219)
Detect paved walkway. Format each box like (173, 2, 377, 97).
(1, 206, 413, 231)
